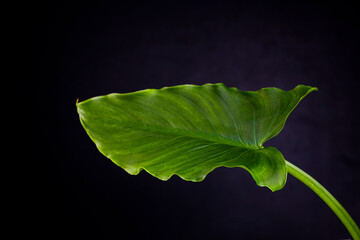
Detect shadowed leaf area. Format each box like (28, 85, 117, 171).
(77, 83, 317, 191)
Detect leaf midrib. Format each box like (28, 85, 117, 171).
(105, 120, 261, 151)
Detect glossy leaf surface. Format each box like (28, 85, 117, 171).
(77, 84, 317, 191)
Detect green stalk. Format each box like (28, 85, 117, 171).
(286, 161, 360, 240)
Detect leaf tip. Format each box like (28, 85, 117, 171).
(308, 86, 318, 93)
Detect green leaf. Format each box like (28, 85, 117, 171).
(77, 84, 317, 191)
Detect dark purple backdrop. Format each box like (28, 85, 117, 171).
(33, 1, 359, 239)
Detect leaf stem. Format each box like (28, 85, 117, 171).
(285, 161, 360, 240)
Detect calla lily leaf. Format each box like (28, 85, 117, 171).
(77, 83, 317, 191)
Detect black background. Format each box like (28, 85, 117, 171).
(32, 1, 359, 239)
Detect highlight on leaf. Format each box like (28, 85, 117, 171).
(77, 84, 317, 191)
